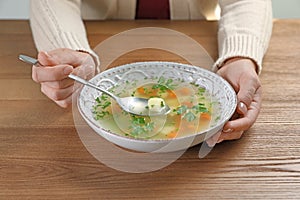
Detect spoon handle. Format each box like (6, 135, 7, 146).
(19, 55, 40, 66)
(68, 74, 118, 101)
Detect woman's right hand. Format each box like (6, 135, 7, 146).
(32, 48, 96, 108)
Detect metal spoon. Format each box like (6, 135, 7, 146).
(18, 54, 171, 116)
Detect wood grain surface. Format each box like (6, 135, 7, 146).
(0, 20, 300, 199)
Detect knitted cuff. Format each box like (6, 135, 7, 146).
(212, 34, 264, 74)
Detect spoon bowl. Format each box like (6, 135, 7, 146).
(68, 74, 171, 116)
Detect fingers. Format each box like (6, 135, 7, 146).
(38, 49, 95, 68)
(72, 63, 95, 80)
(236, 102, 247, 116)
(35, 49, 95, 82)
(223, 116, 254, 133)
(209, 87, 262, 145)
(219, 86, 262, 145)
(32, 48, 96, 109)
(41, 84, 75, 102)
(237, 79, 257, 108)
(226, 86, 262, 132)
(34, 64, 94, 88)
(32, 64, 74, 83)
(40, 81, 82, 108)
(53, 93, 74, 108)
(38, 51, 59, 66)
(206, 130, 244, 147)
(211, 58, 263, 144)
(223, 104, 258, 133)
(217, 131, 244, 143)
(43, 78, 74, 89)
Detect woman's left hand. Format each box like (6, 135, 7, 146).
(206, 58, 262, 147)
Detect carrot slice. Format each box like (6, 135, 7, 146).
(167, 131, 178, 138)
(200, 112, 211, 121)
(137, 87, 145, 94)
(167, 90, 177, 98)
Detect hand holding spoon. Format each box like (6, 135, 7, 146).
(19, 54, 171, 117)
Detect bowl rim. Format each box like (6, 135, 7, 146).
(77, 61, 237, 143)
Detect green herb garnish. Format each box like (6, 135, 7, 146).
(192, 103, 208, 113)
(129, 116, 155, 137)
(197, 87, 206, 96)
(152, 77, 177, 93)
(173, 102, 210, 122)
(175, 105, 188, 115)
(93, 94, 112, 119)
(184, 111, 197, 122)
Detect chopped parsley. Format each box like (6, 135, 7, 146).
(175, 105, 188, 115)
(192, 103, 208, 113)
(152, 77, 177, 93)
(93, 94, 111, 119)
(197, 87, 206, 96)
(173, 103, 210, 122)
(129, 115, 154, 137)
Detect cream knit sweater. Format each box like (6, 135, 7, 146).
(29, 0, 273, 73)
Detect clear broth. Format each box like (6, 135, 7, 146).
(93, 78, 220, 139)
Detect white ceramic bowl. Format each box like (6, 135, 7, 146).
(77, 62, 237, 152)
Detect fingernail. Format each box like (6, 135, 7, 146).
(238, 102, 247, 115)
(223, 128, 233, 133)
(64, 66, 73, 75)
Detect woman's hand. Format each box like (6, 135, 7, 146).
(32, 48, 96, 108)
(206, 58, 262, 147)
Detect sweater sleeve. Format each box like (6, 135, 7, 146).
(29, 0, 100, 70)
(212, 0, 273, 74)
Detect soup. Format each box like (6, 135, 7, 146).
(92, 77, 220, 139)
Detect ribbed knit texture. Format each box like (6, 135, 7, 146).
(30, 0, 100, 70)
(213, 34, 265, 73)
(29, 0, 272, 73)
(213, 0, 273, 74)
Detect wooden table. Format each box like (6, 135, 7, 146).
(1, 20, 300, 199)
